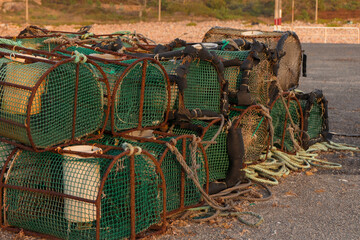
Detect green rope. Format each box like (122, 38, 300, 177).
(252, 116, 265, 137)
(81, 32, 95, 40)
(0, 38, 25, 47)
(72, 50, 87, 63)
(221, 40, 229, 51)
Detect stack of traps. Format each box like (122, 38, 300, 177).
(0, 26, 329, 239)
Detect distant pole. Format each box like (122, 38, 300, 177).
(315, 0, 318, 23)
(158, 0, 161, 21)
(291, 0, 294, 30)
(279, 0, 282, 31)
(25, 0, 29, 24)
(274, 0, 278, 30)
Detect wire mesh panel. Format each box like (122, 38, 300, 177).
(171, 119, 228, 182)
(161, 59, 222, 113)
(111, 58, 170, 133)
(55, 46, 171, 134)
(213, 50, 250, 90)
(0, 51, 110, 150)
(94, 134, 207, 213)
(296, 90, 329, 149)
(0, 145, 166, 240)
(230, 106, 270, 165)
(0, 141, 14, 169)
(270, 93, 303, 153)
(214, 50, 273, 106)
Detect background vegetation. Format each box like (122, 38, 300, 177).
(1, 0, 359, 25)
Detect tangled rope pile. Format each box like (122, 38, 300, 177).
(166, 135, 272, 227)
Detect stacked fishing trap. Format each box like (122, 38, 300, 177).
(0, 25, 340, 239)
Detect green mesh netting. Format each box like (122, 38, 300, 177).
(270, 96, 302, 153)
(0, 141, 14, 168)
(0, 56, 104, 148)
(297, 92, 328, 146)
(112, 61, 168, 131)
(58, 47, 170, 132)
(4, 148, 163, 239)
(172, 120, 228, 182)
(94, 134, 206, 212)
(213, 49, 272, 105)
(161, 59, 221, 113)
(211, 50, 249, 90)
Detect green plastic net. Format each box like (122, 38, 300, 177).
(0, 55, 104, 149)
(170, 120, 228, 182)
(161, 59, 222, 113)
(0, 141, 14, 168)
(296, 90, 329, 148)
(270, 94, 302, 153)
(58, 46, 170, 132)
(3, 147, 163, 239)
(212, 50, 250, 90)
(94, 134, 206, 213)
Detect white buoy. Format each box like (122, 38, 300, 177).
(62, 145, 102, 223)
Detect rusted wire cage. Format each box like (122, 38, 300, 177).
(171, 108, 270, 182)
(270, 93, 303, 153)
(52, 45, 171, 135)
(2, 29, 155, 52)
(214, 49, 274, 106)
(0, 47, 111, 151)
(0, 143, 168, 240)
(296, 90, 330, 149)
(93, 134, 208, 214)
(202, 27, 302, 92)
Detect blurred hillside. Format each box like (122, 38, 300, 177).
(0, 0, 359, 25)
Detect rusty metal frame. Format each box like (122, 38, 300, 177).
(51, 38, 154, 54)
(0, 49, 112, 152)
(0, 135, 209, 239)
(52, 46, 172, 136)
(269, 92, 304, 153)
(110, 57, 171, 137)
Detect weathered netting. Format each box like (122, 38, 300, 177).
(19, 37, 60, 51)
(2, 147, 164, 239)
(210, 49, 272, 105)
(202, 27, 283, 47)
(57, 46, 170, 132)
(94, 134, 206, 213)
(248, 53, 272, 105)
(112, 60, 169, 131)
(172, 120, 228, 182)
(202, 27, 302, 92)
(0, 141, 14, 168)
(161, 59, 222, 113)
(229, 106, 270, 165)
(296, 90, 329, 148)
(212, 50, 250, 90)
(0, 55, 105, 149)
(270, 94, 303, 153)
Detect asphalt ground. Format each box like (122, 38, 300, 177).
(1, 43, 359, 239)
